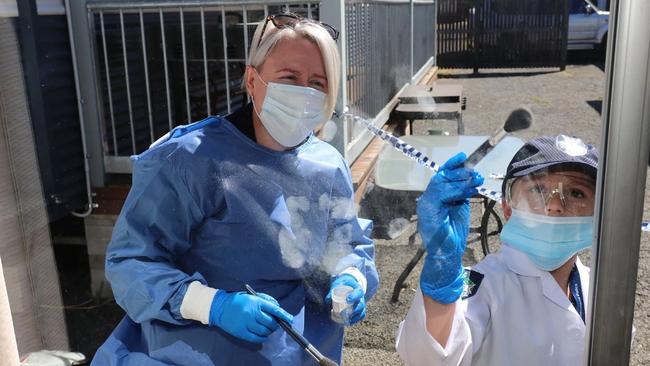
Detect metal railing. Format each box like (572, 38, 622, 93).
(81, 0, 436, 173)
(346, 0, 436, 119)
(86, 1, 319, 172)
(342, 0, 436, 163)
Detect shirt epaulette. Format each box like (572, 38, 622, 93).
(461, 269, 484, 300)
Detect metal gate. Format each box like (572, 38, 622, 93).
(437, 0, 569, 70)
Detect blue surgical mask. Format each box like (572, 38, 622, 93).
(500, 209, 593, 271)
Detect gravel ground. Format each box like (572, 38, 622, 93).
(344, 52, 650, 365)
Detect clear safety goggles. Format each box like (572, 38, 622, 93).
(505, 172, 595, 215)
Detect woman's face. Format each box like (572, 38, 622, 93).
(246, 35, 328, 110)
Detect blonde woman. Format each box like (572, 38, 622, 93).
(91, 13, 378, 366)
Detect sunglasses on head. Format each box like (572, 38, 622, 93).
(257, 12, 339, 47)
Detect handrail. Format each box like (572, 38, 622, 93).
(87, 0, 319, 10)
(346, 0, 434, 4)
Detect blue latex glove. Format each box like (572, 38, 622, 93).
(208, 290, 293, 343)
(417, 152, 484, 304)
(325, 274, 366, 325)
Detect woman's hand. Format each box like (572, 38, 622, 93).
(417, 153, 483, 304)
(209, 291, 293, 343)
(326, 274, 366, 325)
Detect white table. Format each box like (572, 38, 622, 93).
(375, 135, 524, 192)
(373, 135, 525, 302)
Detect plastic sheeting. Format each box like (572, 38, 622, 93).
(0, 17, 68, 355)
(0, 257, 20, 366)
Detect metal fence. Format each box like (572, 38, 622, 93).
(87, 1, 319, 171)
(82, 0, 436, 172)
(413, 2, 437, 73)
(437, 0, 568, 70)
(343, 0, 436, 162)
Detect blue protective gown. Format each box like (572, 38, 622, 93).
(91, 115, 379, 366)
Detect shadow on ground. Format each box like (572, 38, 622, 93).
(438, 50, 605, 79)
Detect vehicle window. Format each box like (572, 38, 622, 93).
(569, 0, 587, 14)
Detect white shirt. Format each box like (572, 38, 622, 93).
(396, 245, 590, 366)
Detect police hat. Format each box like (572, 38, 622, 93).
(501, 135, 599, 197)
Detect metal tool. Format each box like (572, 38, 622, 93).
(244, 284, 338, 366)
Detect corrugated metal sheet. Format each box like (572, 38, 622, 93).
(25, 15, 87, 221)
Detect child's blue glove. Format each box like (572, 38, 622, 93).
(417, 153, 483, 304)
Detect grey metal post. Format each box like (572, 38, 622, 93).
(65, 0, 105, 186)
(410, 0, 414, 78)
(585, 0, 650, 364)
(319, 0, 348, 160)
(433, 0, 437, 66)
(221, 7, 231, 114)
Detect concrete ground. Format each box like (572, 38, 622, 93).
(344, 53, 650, 365)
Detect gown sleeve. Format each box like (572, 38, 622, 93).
(105, 147, 207, 325)
(325, 156, 379, 300)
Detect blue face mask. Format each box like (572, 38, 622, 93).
(500, 209, 593, 271)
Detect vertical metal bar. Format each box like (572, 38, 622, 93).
(76, 3, 106, 186)
(560, 0, 569, 70)
(201, 7, 211, 116)
(356, 4, 361, 113)
(221, 6, 231, 113)
(243, 6, 250, 104)
(319, 0, 347, 158)
(433, 0, 437, 64)
(363, 3, 367, 114)
(139, 8, 154, 143)
(119, 8, 137, 154)
(410, 0, 414, 78)
(100, 11, 118, 155)
(366, 3, 371, 117)
(264, 5, 268, 18)
(243, 6, 249, 62)
(159, 8, 173, 130)
(371, 3, 376, 116)
(307, 3, 312, 19)
(180, 7, 191, 122)
(64, 0, 94, 215)
(585, 0, 650, 364)
(349, 4, 354, 112)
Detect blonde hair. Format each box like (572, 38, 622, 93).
(243, 18, 341, 120)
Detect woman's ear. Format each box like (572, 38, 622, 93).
(502, 200, 512, 221)
(245, 65, 256, 95)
